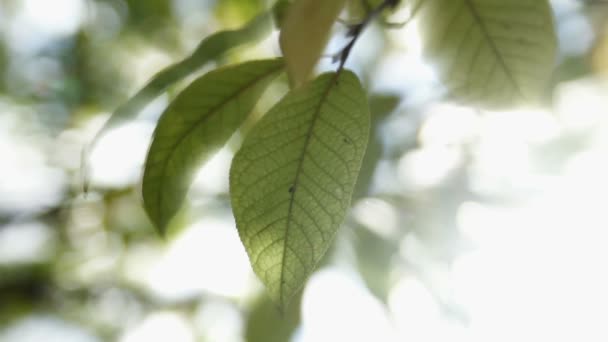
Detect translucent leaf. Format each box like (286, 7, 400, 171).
(143, 59, 283, 234)
(279, 0, 346, 87)
(416, 0, 557, 108)
(230, 71, 370, 308)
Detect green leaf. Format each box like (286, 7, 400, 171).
(88, 11, 274, 149)
(143, 59, 284, 234)
(230, 71, 370, 308)
(416, 0, 557, 108)
(279, 0, 347, 87)
(272, 0, 293, 28)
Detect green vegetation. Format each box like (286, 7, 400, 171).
(132, 0, 558, 308)
(2, 0, 607, 340)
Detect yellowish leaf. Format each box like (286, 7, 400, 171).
(279, 0, 346, 87)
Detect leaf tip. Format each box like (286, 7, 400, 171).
(145, 210, 169, 238)
(142, 194, 173, 238)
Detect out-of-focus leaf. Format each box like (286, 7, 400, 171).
(89, 11, 274, 150)
(279, 0, 346, 87)
(352, 94, 401, 199)
(245, 292, 301, 342)
(216, 0, 266, 21)
(143, 59, 283, 234)
(352, 224, 398, 300)
(0, 264, 50, 323)
(272, 0, 293, 28)
(230, 71, 370, 308)
(552, 56, 592, 86)
(0, 42, 7, 93)
(124, 0, 173, 34)
(416, 0, 557, 108)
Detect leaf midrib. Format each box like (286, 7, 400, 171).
(462, 0, 525, 99)
(280, 73, 340, 305)
(152, 63, 283, 226)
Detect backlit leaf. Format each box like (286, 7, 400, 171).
(416, 0, 557, 108)
(279, 0, 346, 87)
(143, 59, 283, 234)
(230, 71, 370, 308)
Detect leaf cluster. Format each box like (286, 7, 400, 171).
(89, 0, 558, 309)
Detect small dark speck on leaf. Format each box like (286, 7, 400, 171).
(288, 185, 295, 193)
(343, 137, 351, 144)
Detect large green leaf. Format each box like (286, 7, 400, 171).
(416, 0, 557, 108)
(279, 0, 346, 87)
(143, 59, 283, 234)
(230, 71, 370, 307)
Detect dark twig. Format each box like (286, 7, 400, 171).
(378, 0, 425, 29)
(333, 0, 402, 73)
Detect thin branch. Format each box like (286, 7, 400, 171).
(378, 0, 425, 29)
(332, 0, 404, 73)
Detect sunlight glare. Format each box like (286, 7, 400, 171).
(146, 216, 254, 300)
(89, 121, 154, 188)
(352, 198, 399, 238)
(120, 312, 193, 342)
(299, 268, 396, 342)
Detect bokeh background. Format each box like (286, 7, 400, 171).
(1, 0, 607, 341)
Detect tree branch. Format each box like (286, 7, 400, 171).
(333, 0, 403, 73)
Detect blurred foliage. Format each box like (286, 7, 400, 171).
(352, 93, 401, 200)
(0, 0, 606, 341)
(215, 0, 266, 23)
(245, 292, 301, 342)
(71, 32, 131, 109)
(124, 0, 174, 32)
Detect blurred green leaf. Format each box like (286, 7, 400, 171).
(272, 0, 293, 28)
(551, 56, 593, 86)
(0, 264, 51, 324)
(352, 94, 400, 199)
(417, 0, 557, 108)
(89, 10, 274, 149)
(230, 71, 370, 308)
(143, 58, 284, 234)
(0, 42, 7, 92)
(245, 292, 301, 342)
(216, 0, 266, 21)
(279, 0, 346, 87)
(124, 0, 173, 32)
(353, 225, 398, 300)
